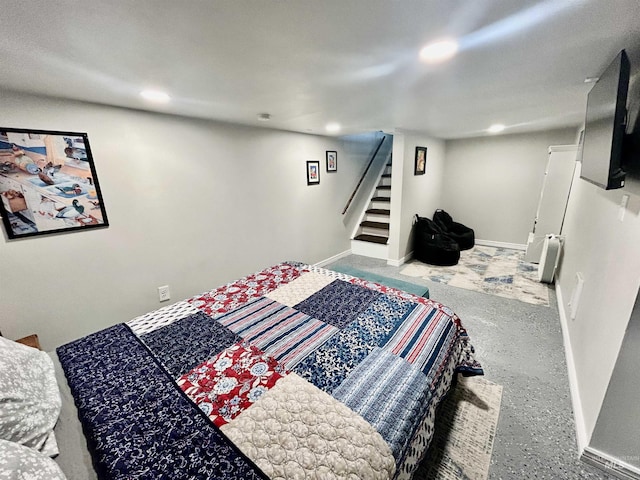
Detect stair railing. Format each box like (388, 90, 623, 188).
(342, 135, 387, 215)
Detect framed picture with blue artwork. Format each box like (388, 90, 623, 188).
(306, 160, 320, 185)
(326, 151, 337, 172)
(0, 127, 109, 239)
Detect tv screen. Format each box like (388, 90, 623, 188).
(580, 50, 630, 190)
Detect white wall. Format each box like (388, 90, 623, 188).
(588, 288, 640, 471)
(556, 161, 640, 445)
(442, 128, 576, 245)
(0, 91, 378, 350)
(388, 131, 446, 262)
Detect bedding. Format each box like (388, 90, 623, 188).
(57, 261, 482, 479)
(0, 439, 67, 480)
(0, 336, 61, 457)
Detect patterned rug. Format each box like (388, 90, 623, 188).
(415, 376, 503, 480)
(400, 246, 550, 306)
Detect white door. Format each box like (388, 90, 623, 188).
(525, 145, 578, 263)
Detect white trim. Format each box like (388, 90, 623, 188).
(548, 144, 579, 154)
(351, 240, 388, 260)
(387, 251, 413, 267)
(556, 283, 589, 453)
(314, 249, 351, 267)
(475, 239, 527, 251)
(581, 446, 640, 480)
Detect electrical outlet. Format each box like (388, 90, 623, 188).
(158, 285, 170, 302)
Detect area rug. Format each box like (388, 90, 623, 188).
(414, 376, 503, 480)
(400, 246, 550, 306)
(328, 264, 430, 298)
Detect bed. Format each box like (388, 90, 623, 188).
(56, 261, 483, 479)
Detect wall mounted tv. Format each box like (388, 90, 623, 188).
(580, 49, 630, 190)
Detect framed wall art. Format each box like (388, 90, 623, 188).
(326, 151, 337, 172)
(0, 128, 109, 239)
(414, 146, 427, 175)
(306, 160, 320, 185)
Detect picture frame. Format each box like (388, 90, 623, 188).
(326, 151, 337, 172)
(0, 127, 109, 239)
(414, 146, 427, 175)
(306, 160, 320, 185)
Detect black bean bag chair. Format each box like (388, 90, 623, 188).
(433, 209, 475, 251)
(413, 215, 460, 266)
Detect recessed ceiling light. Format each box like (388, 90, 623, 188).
(140, 90, 170, 103)
(326, 123, 341, 133)
(488, 124, 506, 134)
(257, 113, 271, 121)
(419, 39, 459, 63)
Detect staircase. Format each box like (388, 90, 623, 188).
(351, 161, 392, 259)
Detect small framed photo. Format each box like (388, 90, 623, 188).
(414, 146, 427, 175)
(326, 151, 337, 172)
(306, 160, 320, 185)
(0, 127, 109, 239)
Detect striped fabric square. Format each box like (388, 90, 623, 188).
(264, 271, 335, 307)
(127, 301, 200, 335)
(216, 297, 338, 369)
(332, 347, 430, 461)
(382, 303, 456, 378)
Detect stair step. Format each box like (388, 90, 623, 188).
(354, 234, 388, 244)
(360, 220, 389, 230)
(381, 173, 391, 178)
(371, 196, 391, 202)
(365, 208, 390, 215)
(376, 185, 391, 190)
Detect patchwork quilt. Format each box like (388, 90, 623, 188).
(57, 261, 483, 480)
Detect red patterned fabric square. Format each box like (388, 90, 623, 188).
(188, 263, 305, 317)
(177, 342, 288, 427)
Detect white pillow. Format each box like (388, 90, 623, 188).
(0, 337, 61, 457)
(0, 439, 67, 480)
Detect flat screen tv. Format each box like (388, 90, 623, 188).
(580, 50, 630, 190)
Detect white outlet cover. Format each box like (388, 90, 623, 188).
(158, 285, 170, 302)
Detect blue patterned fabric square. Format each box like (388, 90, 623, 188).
(293, 294, 415, 393)
(294, 280, 381, 329)
(140, 311, 241, 377)
(351, 294, 415, 342)
(333, 347, 430, 462)
(56, 324, 266, 480)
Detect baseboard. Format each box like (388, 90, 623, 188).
(556, 283, 589, 452)
(582, 447, 640, 480)
(314, 249, 351, 267)
(387, 251, 413, 267)
(476, 239, 527, 251)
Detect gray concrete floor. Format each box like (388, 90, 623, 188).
(326, 254, 614, 480)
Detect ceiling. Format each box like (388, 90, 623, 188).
(1, 0, 640, 139)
